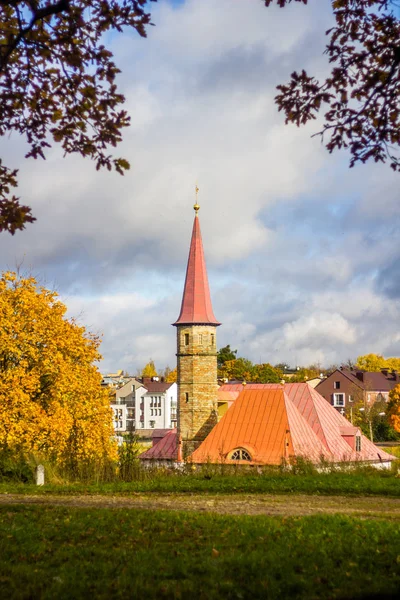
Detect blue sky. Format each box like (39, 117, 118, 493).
(1, 0, 399, 373)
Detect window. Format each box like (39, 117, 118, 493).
(158, 396, 161, 407)
(348, 395, 353, 403)
(367, 394, 371, 403)
(229, 448, 252, 461)
(150, 409, 153, 416)
(158, 408, 161, 416)
(149, 420, 155, 428)
(355, 436, 361, 452)
(334, 381, 341, 389)
(333, 393, 345, 407)
(199, 334, 203, 345)
(184, 333, 189, 345)
(185, 392, 189, 403)
(211, 334, 215, 346)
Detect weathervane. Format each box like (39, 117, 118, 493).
(194, 184, 200, 213)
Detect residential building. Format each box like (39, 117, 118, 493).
(136, 379, 177, 433)
(316, 367, 400, 412)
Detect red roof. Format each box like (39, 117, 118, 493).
(173, 213, 220, 326)
(193, 383, 396, 465)
(141, 382, 173, 393)
(139, 429, 178, 460)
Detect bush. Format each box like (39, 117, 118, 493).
(0, 448, 34, 483)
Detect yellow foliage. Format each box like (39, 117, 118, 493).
(165, 368, 177, 383)
(388, 384, 400, 433)
(141, 360, 157, 378)
(0, 272, 117, 466)
(356, 353, 400, 372)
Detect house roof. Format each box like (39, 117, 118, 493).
(321, 368, 400, 392)
(140, 429, 178, 460)
(192, 383, 395, 465)
(173, 211, 220, 326)
(141, 382, 174, 393)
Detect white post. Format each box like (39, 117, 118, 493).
(36, 464, 45, 486)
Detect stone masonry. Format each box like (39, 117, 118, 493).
(176, 324, 218, 457)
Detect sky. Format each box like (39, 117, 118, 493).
(1, 0, 400, 374)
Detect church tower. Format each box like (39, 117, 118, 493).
(173, 191, 220, 457)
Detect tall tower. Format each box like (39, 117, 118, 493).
(173, 191, 220, 457)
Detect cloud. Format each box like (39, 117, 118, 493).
(0, 0, 399, 372)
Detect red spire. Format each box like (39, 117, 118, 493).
(173, 213, 220, 326)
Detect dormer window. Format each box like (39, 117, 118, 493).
(229, 448, 252, 461)
(356, 436, 361, 452)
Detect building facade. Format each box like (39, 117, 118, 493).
(316, 367, 400, 412)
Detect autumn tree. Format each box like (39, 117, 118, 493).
(264, 0, 400, 171)
(217, 344, 238, 368)
(252, 363, 283, 383)
(0, 271, 117, 466)
(356, 353, 400, 371)
(387, 383, 400, 433)
(0, 0, 155, 234)
(141, 359, 157, 378)
(165, 367, 177, 383)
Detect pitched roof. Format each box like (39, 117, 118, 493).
(141, 381, 173, 393)
(322, 368, 400, 392)
(139, 429, 178, 460)
(173, 212, 220, 326)
(192, 383, 395, 465)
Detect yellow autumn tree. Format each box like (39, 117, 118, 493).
(165, 367, 177, 383)
(0, 272, 117, 467)
(356, 353, 400, 372)
(388, 384, 400, 434)
(141, 360, 157, 378)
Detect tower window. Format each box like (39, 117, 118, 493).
(185, 392, 189, 403)
(211, 334, 215, 346)
(199, 334, 203, 345)
(184, 333, 189, 345)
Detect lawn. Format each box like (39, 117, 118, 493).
(1, 469, 400, 497)
(0, 506, 399, 599)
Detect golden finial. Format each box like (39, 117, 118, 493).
(193, 184, 200, 213)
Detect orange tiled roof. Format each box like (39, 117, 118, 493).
(192, 383, 396, 465)
(173, 213, 220, 326)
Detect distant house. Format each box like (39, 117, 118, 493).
(135, 378, 177, 435)
(111, 377, 142, 432)
(316, 367, 400, 412)
(109, 376, 177, 435)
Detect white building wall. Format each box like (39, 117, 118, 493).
(134, 383, 177, 430)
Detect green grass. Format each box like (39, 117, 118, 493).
(1, 469, 400, 497)
(0, 506, 399, 599)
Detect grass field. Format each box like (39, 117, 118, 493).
(0, 505, 399, 599)
(1, 468, 400, 497)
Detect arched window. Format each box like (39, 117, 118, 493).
(229, 448, 252, 461)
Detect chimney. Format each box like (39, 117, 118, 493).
(356, 371, 364, 382)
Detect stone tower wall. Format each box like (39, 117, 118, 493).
(176, 324, 218, 456)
